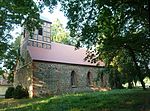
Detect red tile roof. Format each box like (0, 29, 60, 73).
(27, 42, 105, 66)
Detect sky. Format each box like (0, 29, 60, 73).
(41, 4, 68, 28)
(11, 3, 68, 41)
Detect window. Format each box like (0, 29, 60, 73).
(71, 71, 77, 87)
(38, 28, 43, 35)
(87, 71, 92, 86)
(100, 72, 103, 82)
(23, 29, 26, 38)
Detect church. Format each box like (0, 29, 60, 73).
(14, 18, 109, 98)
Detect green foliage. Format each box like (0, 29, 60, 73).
(56, 0, 149, 89)
(1, 36, 23, 83)
(38, 0, 149, 89)
(51, 19, 77, 45)
(1, 0, 149, 89)
(1, 89, 150, 111)
(13, 85, 29, 99)
(51, 19, 69, 43)
(0, 0, 42, 60)
(99, 67, 124, 89)
(5, 87, 15, 99)
(0, 69, 4, 76)
(5, 85, 29, 99)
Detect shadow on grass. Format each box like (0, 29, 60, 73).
(1, 89, 150, 111)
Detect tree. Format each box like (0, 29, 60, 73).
(54, 0, 149, 89)
(51, 19, 69, 44)
(51, 19, 77, 45)
(1, 36, 23, 83)
(0, 0, 42, 60)
(1, 0, 149, 89)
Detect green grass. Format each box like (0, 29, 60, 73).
(0, 89, 150, 111)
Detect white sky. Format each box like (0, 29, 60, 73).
(11, 4, 68, 41)
(41, 4, 68, 28)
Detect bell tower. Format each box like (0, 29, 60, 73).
(19, 19, 52, 64)
(24, 20, 52, 49)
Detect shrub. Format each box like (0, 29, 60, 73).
(13, 85, 29, 99)
(5, 87, 15, 99)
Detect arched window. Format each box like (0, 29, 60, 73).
(87, 71, 92, 86)
(71, 71, 77, 87)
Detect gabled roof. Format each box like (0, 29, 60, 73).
(27, 42, 105, 67)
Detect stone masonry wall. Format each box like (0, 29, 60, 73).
(14, 63, 33, 98)
(14, 48, 33, 98)
(32, 61, 109, 97)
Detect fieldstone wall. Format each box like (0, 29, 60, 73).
(14, 63, 33, 98)
(14, 48, 33, 98)
(32, 61, 109, 97)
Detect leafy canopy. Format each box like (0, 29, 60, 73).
(53, 0, 149, 89)
(0, 0, 42, 60)
(0, 0, 149, 88)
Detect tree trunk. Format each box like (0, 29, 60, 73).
(128, 81, 133, 89)
(125, 45, 146, 90)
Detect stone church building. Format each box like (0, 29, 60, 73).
(14, 19, 109, 98)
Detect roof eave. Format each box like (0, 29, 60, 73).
(32, 59, 105, 68)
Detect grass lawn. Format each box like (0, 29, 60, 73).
(0, 89, 150, 111)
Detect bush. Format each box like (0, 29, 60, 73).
(5, 85, 29, 99)
(5, 87, 15, 99)
(13, 85, 29, 99)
